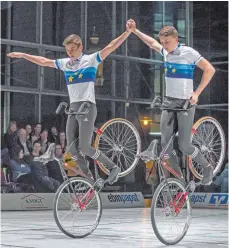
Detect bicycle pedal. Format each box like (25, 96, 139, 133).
(188, 180, 196, 192)
(94, 178, 104, 190)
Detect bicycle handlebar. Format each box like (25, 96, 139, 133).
(149, 96, 194, 111)
(56, 102, 91, 115)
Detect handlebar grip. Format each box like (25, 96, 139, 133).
(55, 102, 68, 114)
(150, 96, 162, 108)
(183, 99, 190, 110)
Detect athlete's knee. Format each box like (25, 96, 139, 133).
(78, 145, 90, 156)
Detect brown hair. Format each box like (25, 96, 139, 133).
(63, 34, 82, 46)
(7, 120, 17, 134)
(158, 26, 178, 38)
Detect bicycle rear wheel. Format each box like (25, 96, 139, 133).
(188, 116, 226, 179)
(151, 178, 191, 245)
(53, 177, 102, 238)
(94, 118, 141, 177)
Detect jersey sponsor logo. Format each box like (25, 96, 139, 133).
(83, 118, 88, 121)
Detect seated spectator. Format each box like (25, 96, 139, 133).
(58, 131, 67, 153)
(39, 129, 50, 154)
(47, 144, 64, 184)
(18, 128, 31, 155)
(31, 123, 42, 144)
(206, 162, 228, 193)
(24, 141, 60, 192)
(4, 120, 18, 158)
(25, 124, 33, 150)
(9, 146, 31, 182)
(49, 126, 59, 143)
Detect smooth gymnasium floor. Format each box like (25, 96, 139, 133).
(1, 208, 228, 248)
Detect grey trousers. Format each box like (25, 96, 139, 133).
(160, 97, 209, 173)
(66, 101, 117, 175)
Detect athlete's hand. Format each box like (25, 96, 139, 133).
(7, 52, 24, 58)
(126, 19, 136, 33)
(190, 92, 199, 105)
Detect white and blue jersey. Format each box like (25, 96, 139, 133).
(55, 52, 102, 104)
(161, 44, 203, 99)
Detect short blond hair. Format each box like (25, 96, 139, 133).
(158, 26, 178, 38)
(63, 34, 82, 46)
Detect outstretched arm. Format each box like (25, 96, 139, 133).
(7, 52, 56, 68)
(99, 23, 131, 60)
(127, 19, 162, 54)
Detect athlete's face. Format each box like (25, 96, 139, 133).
(65, 43, 83, 59)
(159, 35, 178, 53)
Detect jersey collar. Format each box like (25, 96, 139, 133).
(72, 53, 83, 62)
(168, 43, 180, 54)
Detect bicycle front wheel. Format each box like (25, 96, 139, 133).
(94, 118, 141, 177)
(151, 178, 191, 245)
(53, 177, 102, 238)
(188, 116, 226, 179)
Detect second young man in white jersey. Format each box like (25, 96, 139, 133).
(127, 19, 216, 185)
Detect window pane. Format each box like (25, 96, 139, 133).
(43, 2, 81, 46)
(209, 2, 228, 61)
(10, 47, 38, 88)
(41, 95, 69, 131)
(87, 2, 112, 51)
(43, 50, 67, 91)
(164, 2, 186, 38)
(10, 92, 36, 126)
(95, 100, 112, 127)
(129, 62, 162, 99)
(1, 44, 6, 85)
(11, 2, 36, 43)
(1, 2, 8, 39)
(1, 91, 5, 134)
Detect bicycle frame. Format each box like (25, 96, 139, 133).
(154, 131, 201, 214)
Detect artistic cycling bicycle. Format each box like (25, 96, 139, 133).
(35, 101, 141, 238)
(136, 96, 226, 245)
(35, 96, 225, 240)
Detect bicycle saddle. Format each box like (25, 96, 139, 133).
(33, 143, 56, 164)
(136, 139, 159, 161)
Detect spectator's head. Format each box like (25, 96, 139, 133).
(32, 141, 41, 155)
(34, 123, 42, 135)
(59, 131, 66, 141)
(55, 144, 63, 158)
(14, 145, 24, 159)
(18, 128, 27, 141)
(7, 121, 17, 134)
(25, 124, 32, 135)
(51, 126, 58, 136)
(40, 129, 49, 141)
(18, 149, 24, 159)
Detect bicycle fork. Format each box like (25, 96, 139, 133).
(170, 181, 202, 214)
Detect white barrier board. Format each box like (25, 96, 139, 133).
(1, 192, 145, 211)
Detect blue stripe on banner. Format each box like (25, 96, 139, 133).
(165, 71, 194, 79)
(55, 60, 60, 69)
(96, 52, 102, 63)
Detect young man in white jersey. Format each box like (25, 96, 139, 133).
(127, 19, 216, 185)
(7, 24, 132, 184)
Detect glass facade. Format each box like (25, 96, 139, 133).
(1, 1, 228, 193)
